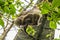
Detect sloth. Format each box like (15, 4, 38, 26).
(15, 6, 41, 27)
(14, 6, 42, 38)
(15, 13, 40, 26)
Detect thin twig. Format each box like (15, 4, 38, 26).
(24, 0, 29, 3)
(0, 13, 12, 22)
(19, 0, 34, 16)
(4, 14, 10, 31)
(0, 21, 14, 40)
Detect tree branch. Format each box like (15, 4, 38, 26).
(18, 0, 34, 16)
(0, 21, 14, 40)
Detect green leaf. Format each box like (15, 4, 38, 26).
(41, 2, 50, 14)
(42, 2, 50, 10)
(57, 21, 60, 25)
(4, 1, 8, 6)
(26, 25, 36, 36)
(12, 15, 17, 19)
(49, 21, 57, 29)
(46, 34, 51, 38)
(19, 7, 23, 12)
(30, 0, 33, 2)
(55, 7, 59, 12)
(0, 0, 5, 6)
(9, 4, 16, 15)
(0, 6, 3, 12)
(0, 18, 4, 27)
(58, 9, 60, 13)
(52, 0, 60, 8)
(41, 8, 49, 14)
(56, 18, 60, 22)
(47, 17, 52, 21)
(26, 25, 33, 34)
(51, 12, 60, 22)
(4, 6, 10, 13)
(8, 0, 14, 3)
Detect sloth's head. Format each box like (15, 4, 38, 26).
(14, 13, 40, 26)
(14, 6, 41, 27)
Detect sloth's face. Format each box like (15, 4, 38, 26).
(15, 13, 40, 26)
(15, 6, 41, 26)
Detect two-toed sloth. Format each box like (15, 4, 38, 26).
(15, 6, 42, 27)
(14, 6, 42, 38)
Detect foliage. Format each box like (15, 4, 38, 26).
(0, 0, 60, 39)
(38, 0, 60, 29)
(46, 33, 52, 38)
(0, 18, 4, 27)
(26, 25, 36, 36)
(0, 0, 24, 27)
